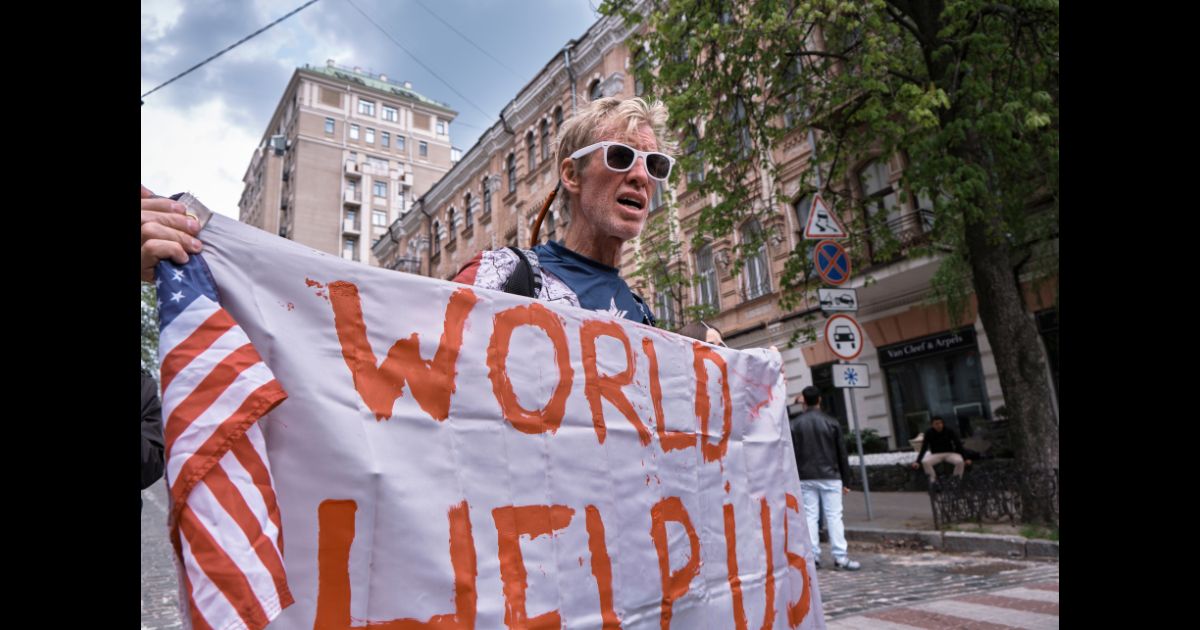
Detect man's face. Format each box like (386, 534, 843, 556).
(931, 419, 945, 432)
(569, 122, 660, 244)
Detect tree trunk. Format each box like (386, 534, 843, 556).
(961, 212, 1059, 525)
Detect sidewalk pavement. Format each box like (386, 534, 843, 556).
(835, 491, 1059, 561)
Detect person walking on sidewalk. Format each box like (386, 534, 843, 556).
(911, 416, 971, 483)
(790, 386, 861, 571)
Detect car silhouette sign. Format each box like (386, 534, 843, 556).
(824, 314, 864, 360)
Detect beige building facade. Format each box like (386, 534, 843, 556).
(239, 62, 458, 266)
(373, 10, 1059, 450)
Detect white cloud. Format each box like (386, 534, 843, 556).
(141, 0, 185, 40)
(141, 98, 260, 218)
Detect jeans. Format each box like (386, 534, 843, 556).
(921, 452, 965, 482)
(800, 479, 848, 563)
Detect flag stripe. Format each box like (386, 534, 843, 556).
(161, 309, 237, 391)
(188, 481, 288, 623)
(177, 555, 217, 630)
(161, 324, 252, 414)
(169, 378, 286, 527)
(164, 343, 265, 454)
(179, 504, 273, 630)
(203, 461, 292, 607)
(159, 295, 224, 358)
(215, 441, 284, 570)
(179, 509, 252, 630)
(230, 430, 286, 554)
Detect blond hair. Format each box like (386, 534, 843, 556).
(555, 97, 675, 170)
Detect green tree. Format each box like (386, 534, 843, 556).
(604, 0, 1058, 523)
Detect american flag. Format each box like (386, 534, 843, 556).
(157, 252, 292, 630)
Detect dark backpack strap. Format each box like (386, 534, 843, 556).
(501, 247, 542, 298)
(631, 293, 657, 327)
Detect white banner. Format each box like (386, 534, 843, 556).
(195, 210, 825, 629)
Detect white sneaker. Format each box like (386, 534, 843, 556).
(834, 558, 862, 571)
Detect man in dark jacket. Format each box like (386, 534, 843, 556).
(790, 386, 860, 571)
(142, 369, 166, 509)
(911, 416, 971, 482)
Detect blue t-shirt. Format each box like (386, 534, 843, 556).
(532, 240, 655, 325)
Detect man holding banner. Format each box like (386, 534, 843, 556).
(140, 97, 826, 629)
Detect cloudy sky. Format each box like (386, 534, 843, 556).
(141, 0, 603, 217)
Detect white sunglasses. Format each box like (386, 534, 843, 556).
(569, 141, 676, 181)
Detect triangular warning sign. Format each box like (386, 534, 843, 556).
(803, 194, 848, 239)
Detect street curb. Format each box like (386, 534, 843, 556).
(846, 527, 1057, 560)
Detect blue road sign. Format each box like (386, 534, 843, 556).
(814, 240, 851, 286)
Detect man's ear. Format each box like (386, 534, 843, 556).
(560, 157, 581, 196)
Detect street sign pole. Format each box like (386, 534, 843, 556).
(845, 362, 873, 521)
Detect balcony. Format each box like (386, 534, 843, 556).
(868, 209, 935, 266)
(344, 160, 361, 176)
(362, 162, 389, 177)
(343, 218, 361, 235)
(344, 189, 362, 205)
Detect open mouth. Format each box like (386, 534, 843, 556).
(617, 196, 644, 210)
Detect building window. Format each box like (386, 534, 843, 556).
(365, 128, 375, 144)
(345, 208, 358, 228)
(732, 98, 752, 159)
(447, 208, 457, 241)
(372, 210, 388, 227)
(343, 237, 358, 261)
(432, 221, 441, 256)
(358, 100, 375, 116)
(464, 193, 473, 229)
(793, 195, 816, 278)
(374, 181, 387, 198)
(381, 132, 390, 148)
(685, 126, 705, 184)
(365, 155, 387, 170)
(554, 106, 563, 133)
(634, 53, 647, 96)
(880, 328, 991, 445)
(397, 135, 406, 151)
(741, 219, 770, 300)
(349, 124, 360, 140)
(507, 153, 517, 193)
(527, 131, 536, 171)
(654, 265, 676, 330)
(325, 118, 335, 134)
(437, 120, 446, 135)
(397, 189, 406, 212)
(383, 105, 398, 122)
(858, 159, 902, 242)
(482, 177, 492, 214)
(419, 141, 428, 157)
(540, 119, 551, 162)
(589, 79, 602, 101)
(695, 244, 719, 310)
(782, 57, 805, 128)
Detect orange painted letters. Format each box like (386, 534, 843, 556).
(314, 499, 477, 629)
(784, 494, 812, 627)
(329, 283, 477, 422)
(580, 320, 652, 446)
(486, 303, 574, 435)
(643, 337, 695, 452)
(492, 505, 575, 630)
(650, 496, 702, 630)
(723, 499, 777, 630)
(693, 342, 732, 463)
